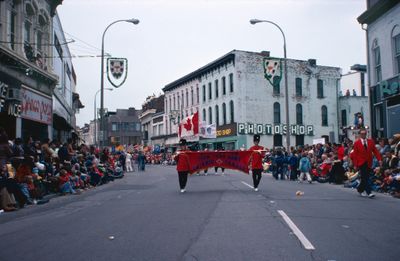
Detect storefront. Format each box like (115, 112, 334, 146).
(20, 86, 52, 141)
(0, 77, 21, 140)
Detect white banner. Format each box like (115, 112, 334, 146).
(199, 122, 216, 139)
(313, 138, 325, 145)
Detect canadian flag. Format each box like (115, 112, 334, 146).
(178, 111, 199, 139)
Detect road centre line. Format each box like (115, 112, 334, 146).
(241, 181, 254, 189)
(277, 210, 316, 250)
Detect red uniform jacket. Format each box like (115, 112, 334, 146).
(248, 145, 264, 170)
(351, 138, 382, 168)
(175, 151, 190, 172)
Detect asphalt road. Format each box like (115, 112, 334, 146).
(1, 165, 400, 261)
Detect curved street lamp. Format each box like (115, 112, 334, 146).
(250, 19, 290, 151)
(100, 18, 140, 147)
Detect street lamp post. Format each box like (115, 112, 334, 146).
(250, 19, 290, 152)
(100, 18, 139, 148)
(94, 88, 113, 146)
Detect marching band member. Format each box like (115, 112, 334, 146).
(248, 134, 264, 192)
(175, 139, 190, 193)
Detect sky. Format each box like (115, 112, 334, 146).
(56, 0, 367, 127)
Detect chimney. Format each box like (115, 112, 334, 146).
(308, 59, 317, 67)
(260, 51, 270, 57)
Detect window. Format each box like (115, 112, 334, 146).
(203, 108, 206, 122)
(186, 89, 188, 108)
(191, 88, 194, 105)
(273, 135, 282, 147)
(215, 79, 219, 98)
(208, 107, 212, 124)
(317, 79, 324, 98)
(215, 105, 219, 126)
(24, 22, 31, 44)
(341, 109, 347, 126)
(392, 26, 400, 74)
(177, 96, 180, 111)
(208, 83, 212, 100)
(229, 73, 234, 92)
(7, 9, 16, 50)
(222, 76, 226, 95)
(202, 85, 206, 102)
(372, 40, 382, 83)
(181, 91, 184, 108)
(321, 105, 328, 126)
(173, 95, 176, 110)
(169, 97, 172, 112)
(196, 86, 199, 104)
(296, 104, 303, 125)
(296, 135, 304, 147)
(295, 78, 302, 96)
(273, 76, 280, 95)
(112, 123, 117, 131)
(273, 102, 280, 124)
(222, 103, 227, 125)
(229, 100, 234, 123)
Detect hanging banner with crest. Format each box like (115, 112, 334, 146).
(263, 58, 282, 87)
(107, 57, 128, 88)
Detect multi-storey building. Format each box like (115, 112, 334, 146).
(163, 75, 200, 148)
(139, 94, 165, 147)
(358, 0, 400, 138)
(52, 11, 83, 143)
(105, 107, 142, 146)
(339, 64, 370, 141)
(0, 0, 82, 142)
(163, 50, 341, 150)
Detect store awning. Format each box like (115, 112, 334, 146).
(53, 113, 72, 131)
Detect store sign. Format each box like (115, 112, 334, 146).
(216, 123, 237, 137)
(0, 82, 7, 113)
(21, 86, 52, 125)
(238, 123, 314, 136)
(381, 76, 400, 98)
(0, 81, 21, 117)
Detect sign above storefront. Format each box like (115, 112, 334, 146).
(381, 75, 400, 99)
(238, 123, 314, 136)
(20, 86, 52, 125)
(216, 123, 237, 137)
(0, 81, 21, 117)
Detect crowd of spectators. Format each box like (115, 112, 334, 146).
(0, 127, 138, 212)
(263, 134, 400, 198)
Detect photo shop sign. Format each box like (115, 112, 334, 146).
(238, 123, 314, 136)
(20, 86, 52, 125)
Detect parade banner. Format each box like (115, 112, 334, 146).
(179, 151, 265, 174)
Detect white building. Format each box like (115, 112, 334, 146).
(52, 11, 83, 143)
(163, 50, 341, 149)
(358, 0, 400, 138)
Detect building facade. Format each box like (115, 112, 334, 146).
(0, 0, 83, 143)
(139, 94, 165, 148)
(358, 0, 400, 138)
(163, 50, 341, 150)
(0, 0, 63, 140)
(52, 11, 83, 143)
(105, 107, 142, 146)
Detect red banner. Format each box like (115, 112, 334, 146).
(182, 151, 265, 174)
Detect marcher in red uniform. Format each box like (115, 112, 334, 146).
(175, 139, 190, 193)
(248, 135, 264, 192)
(351, 128, 382, 198)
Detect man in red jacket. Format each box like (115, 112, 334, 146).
(248, 135, 264, 192)
(175, 139, 190, 193)
(351, 129, 382, 198)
